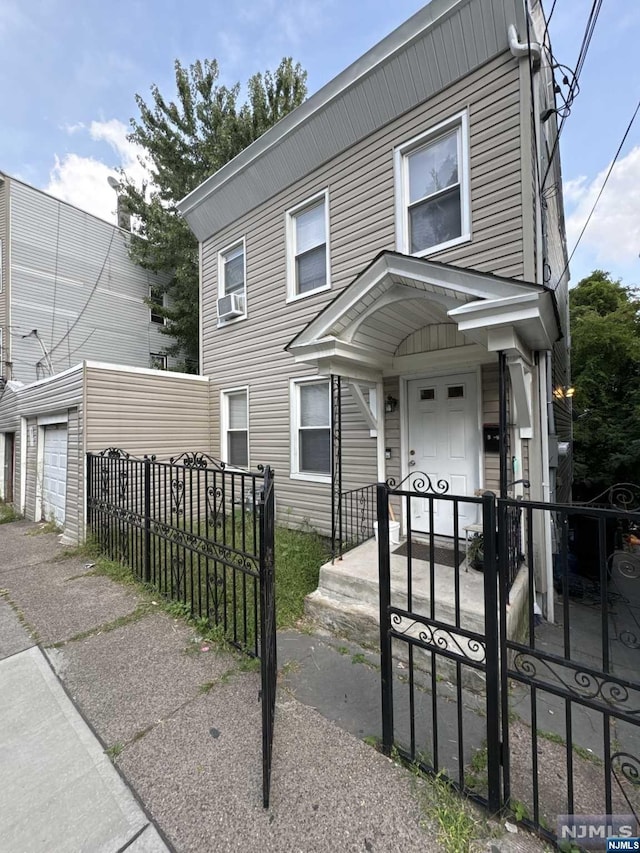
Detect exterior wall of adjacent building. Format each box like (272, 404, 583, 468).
(197, 49, 533, 533)
(0, 173, 177, 385)
(2, 363, 211, 543)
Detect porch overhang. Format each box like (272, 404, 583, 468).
(286, 251, 561, 376)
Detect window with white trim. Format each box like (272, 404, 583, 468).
(286, 191, 330, 300)
(149, 286, 165, 324)
(222, 388, 249, 468)
(0, 238, 3, 292)
(217, 238, 246, 322)
(291, 378, 331, 480)
(395, 112, 470, 256)
(150, 353, 167, 370)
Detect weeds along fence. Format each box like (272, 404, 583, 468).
(86, 449, 274, 657)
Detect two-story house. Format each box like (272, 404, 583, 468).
(0, 173, 211, 541)
(178, 0, 571, 615)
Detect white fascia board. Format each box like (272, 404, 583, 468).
(18, 363, 84, 391)
(316, 358, 383, 385)
(289, 337, 392, 371)
(84, 361, 210, 382)
(448, 292, 557, 350)
(177, 0, 464, 220)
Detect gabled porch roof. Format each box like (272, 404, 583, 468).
(286, 252, 560, 379)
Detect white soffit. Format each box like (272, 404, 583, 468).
(178, 0, 525, 242)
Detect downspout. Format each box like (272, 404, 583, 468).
(507, 24, 541, 64)
(538, 352, 554, 623)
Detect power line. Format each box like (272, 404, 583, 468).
(48, 227, 116, 357)
(560, 99, 640, 285)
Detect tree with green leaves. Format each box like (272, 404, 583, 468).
(120, 58, 307, 370)
(570, 270, 640, 486)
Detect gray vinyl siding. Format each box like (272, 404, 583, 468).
(7, 179, 175, 384)
(63, 407, 82, 542)
(25, 417, 37, 520)
(84, 366, 211, 459)
(17, 367, 84, 418)
(199, 52, 525, 533)
(0, 177, 8, 369)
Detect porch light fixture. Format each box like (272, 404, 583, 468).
(553, 385, 575, 400)
(385, 395, 398, 413)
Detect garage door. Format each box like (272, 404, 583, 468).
(42, 425, 67, 527)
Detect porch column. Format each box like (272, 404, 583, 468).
(330, 374, 342, 561)
(498, 351, 509, 499)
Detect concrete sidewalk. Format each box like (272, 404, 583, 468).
(0, 519, 547, 852)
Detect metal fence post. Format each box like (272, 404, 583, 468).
(259, 466, 277, 808)
(482, 491, 502, 813)
(377, 481, 394, 754)
(143, 455, 151, 584)
(86, 453, 92, 537)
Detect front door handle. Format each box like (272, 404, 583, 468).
(408, 460, 416, 467)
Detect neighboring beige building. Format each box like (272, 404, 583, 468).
(178, 0, 571, 613)
(0, 362, 210, 542)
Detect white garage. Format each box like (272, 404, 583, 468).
(41, 424, 67, 527)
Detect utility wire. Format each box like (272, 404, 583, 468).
(48, 227, 116, 357)
(559, 99, 640, 286)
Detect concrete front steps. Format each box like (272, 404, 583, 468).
(305, 537, 530, 691)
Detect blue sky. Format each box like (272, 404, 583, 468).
(1, 0, 639, 287)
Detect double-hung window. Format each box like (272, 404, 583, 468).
(395, 112, 470, 256)
(222, 388, 249, 468)
(291, 378, 331, 480)
(218, 238, 246, 323)
(149, 286, 165, 325)
(286, 191, 330, 300)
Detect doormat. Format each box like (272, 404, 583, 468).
(393, 541, 463, 569)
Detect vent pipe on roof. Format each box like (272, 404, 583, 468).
(508, 23, 541, 65)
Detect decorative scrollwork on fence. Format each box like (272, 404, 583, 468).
(390, 612, 486, 663)
(169, 451, 228, 470)
(171, 479, 184, 516)
(512, 651, 640, 717)
(97, 447, 130, 459)
(207, 569, 225, 624)
(148, 521, 260, 576)
(206, 485, 224, 527)
(581, 482, 640, 513)
(611, 752, 640, 819)
(386, 472, 450, 494)
(171, 554, 186, 600)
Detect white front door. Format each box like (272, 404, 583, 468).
(407, 373, 479, 537)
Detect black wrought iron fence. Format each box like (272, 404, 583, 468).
(376, 474, 640, 846)
(333, 484, 377, 559)
(87, 448, 278, 806)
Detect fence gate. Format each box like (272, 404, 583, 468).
(377, 478, 640, 845)
(86, 449, 278, 808)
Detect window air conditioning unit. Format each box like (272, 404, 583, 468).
(217, 293, 244, 320)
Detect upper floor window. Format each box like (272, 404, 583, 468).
(218, 238, 246, 323)
(149, 286, 165, 325)
(221, 387, 249, 468)
(150, 353, 167, 370)
(286, 190, 330, 301)
(395, 112, 470, 256)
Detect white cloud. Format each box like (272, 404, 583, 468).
(44, 119, 149, 223)
(564, 145, 640, 273)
